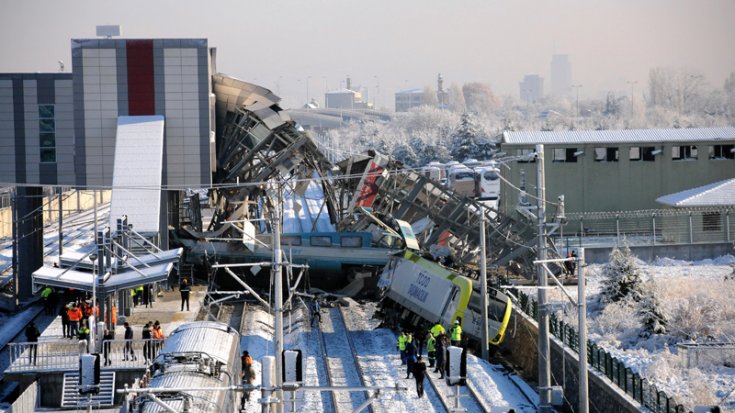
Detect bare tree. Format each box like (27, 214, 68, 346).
(448, 83, 466, 113)
(462, 82, 500, 115)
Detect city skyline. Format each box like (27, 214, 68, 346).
(1, 0, 734, 110)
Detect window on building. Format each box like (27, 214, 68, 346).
(672, 145, 697, 160)
(594, 147, 619, 162)
(702, 212, 721, 232)
(629, 147, 641, 161)
(38, 104, 55, 163)
(709, 144, 735, 160)
(641, 147, 658, 162)
(517, 148, 536, 163)
(553, 148, 578, 163)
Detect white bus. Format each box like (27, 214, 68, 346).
(447, 166, 476, 197)
(475, 166, 500, 200)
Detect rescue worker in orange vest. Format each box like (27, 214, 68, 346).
(151, 320, 165, 358)
(67, 304, 83, 338)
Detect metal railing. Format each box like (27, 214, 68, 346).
(7, 338, 163, 373)
(513, 289, 691, 413)
(561, 207, 734, 246)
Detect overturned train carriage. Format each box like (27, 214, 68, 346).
(378, 250, 512, 349)
(129, 321, 241, 413)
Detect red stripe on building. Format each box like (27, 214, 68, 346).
(126, 40, 155, 115)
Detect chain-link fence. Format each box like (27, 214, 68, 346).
(513, 288, 691, 413)
(557, 207, 735, 247)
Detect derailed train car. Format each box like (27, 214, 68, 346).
(127, 321, 242, 413)
(377, 250, 512, 349)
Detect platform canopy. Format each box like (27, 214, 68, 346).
(58, 248, 183, 272)
(32, 262, 174, 294)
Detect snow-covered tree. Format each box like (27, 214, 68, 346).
(391, 143, 418, 167)
(449, 112, 491, 161)
(598, 242, 645, 305)
(637, 279, 667, 338)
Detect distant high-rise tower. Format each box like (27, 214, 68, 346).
(550, 54, 571, 98)
(519, 74, 544, 103)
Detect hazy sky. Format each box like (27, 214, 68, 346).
(2, 0, 733, 109)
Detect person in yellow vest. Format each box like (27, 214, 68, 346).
(450, 319, 462, 347)
(426, 332, 436, 368)
(134, 286, 144, 307)
(397, 331, 408, 365)
(78, 320, 91, 352)
(41, 286, 53, 314)
(430, 322, 446, 339)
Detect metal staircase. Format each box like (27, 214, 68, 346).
(60, 371, 116, 408)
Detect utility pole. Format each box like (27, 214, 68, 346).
(58, 187, 63, 255)
(479, 210, 490, 360)
(273, 184, 284, 413)
(536, 144, 552, 413)
(577, 248, 589, 413)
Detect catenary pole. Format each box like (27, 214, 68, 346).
(536, 144, 552, 413)
(480, 210, 490, 360)
(578, 248, 589, 413)
(273, 183, 284, 413)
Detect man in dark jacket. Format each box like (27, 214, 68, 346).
(412, 355, 427, 397)
(405, 339, 417, 379)
(142, 322, 153, 363)
(180, 279, 191, 311)
(123, 322, 136, 361)
(25, 321, 40, 365)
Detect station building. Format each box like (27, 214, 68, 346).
(0, 37, 216, 298)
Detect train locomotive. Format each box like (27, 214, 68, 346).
(377, 250, 512, 349)
(127, 321, 242, 413)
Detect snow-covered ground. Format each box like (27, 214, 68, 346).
(239, 300, 537, 413)
(545, 254, 735, 410)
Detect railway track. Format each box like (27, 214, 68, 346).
(0, 204, 110, 277)
(318, 305, 373, 413)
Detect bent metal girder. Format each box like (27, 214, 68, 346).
(335, 152, 539, 276)
(209, 75, 336, 234)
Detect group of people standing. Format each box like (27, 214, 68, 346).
(59, 300, 97, 340)
(121, 320, 165, 363)
(397, 320, 464, 397)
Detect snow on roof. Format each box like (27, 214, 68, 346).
(503, 127, 735, 145)
(656, 178, 735, 207)
(395, 88, 424, 94)
(325, 88, 357, 94)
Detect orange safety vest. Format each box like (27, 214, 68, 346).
(152, 327, 164, 340)
(68, 307, 82, 322)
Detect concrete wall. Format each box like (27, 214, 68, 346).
(9, 378, 37, 413)
(582, 242, 734, 264)
(498, 308, 643, 413)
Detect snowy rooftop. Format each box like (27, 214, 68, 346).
(656, 177, 735, 207)
(502, 127, 735, 145)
